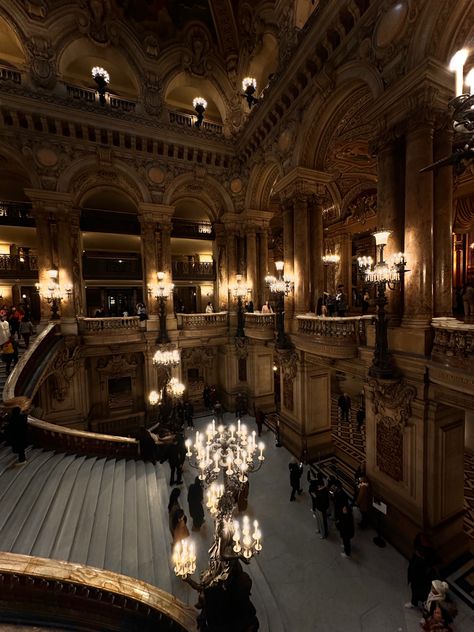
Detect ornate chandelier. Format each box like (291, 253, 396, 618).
(167, 377, 185, 398)
(152, 347, 180, 367)
(172, 420, 265, 582)
(265, 260, 293, 295)
(322, 253, 340, 265)
(357, 231, 407, 288)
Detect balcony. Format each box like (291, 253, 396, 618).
(168, 109, 223, 134)
(0, 65, 21, 84)
(77, 316, 143, 344)
(0, 200, 34, 226)
(431, 318, 474, 371)
(172, 218, 214, 240)
(177, 312, 228, 338)
(244, 313, 275, 341)
(65, 83, 137, 113)
(296, 315, 373, 359)
(0, 253, 38, 278)
(172, 260, 216, 281)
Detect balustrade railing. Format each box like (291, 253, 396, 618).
(168, 109, 223, 134)
(0, 552, 197, 632)
(0, 253, 38, 274)
(0, 200, 34, 221)
(297, 315, 373, 349)
(65, 83, 137, 113)
(431, 318, 474, 370)
(0, 65, 21, 84)
(172, 219, 214, 240)
(172, 260, 216, 280)
(244, 313, 276, 328)
(77, 316, 141, 334)
(177, 312, 228, 329)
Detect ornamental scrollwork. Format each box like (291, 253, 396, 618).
(38, 338, 83, 402)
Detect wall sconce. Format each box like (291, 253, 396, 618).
(91, 66, 110, 106)
(148, 271, 174, 344)
(242, 77, 258, 108)
(36, 268, 72, 320)
(193, 97, 207, 128)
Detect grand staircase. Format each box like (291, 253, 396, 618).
(0, 444, 176, 594)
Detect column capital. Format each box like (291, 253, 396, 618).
(25, 189, 74, 216)
(138, 203, 174, 224)
(273, 167, 334, 203)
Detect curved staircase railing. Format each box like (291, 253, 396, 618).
(0, 552, 197, 632)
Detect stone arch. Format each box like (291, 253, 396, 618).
(0, 10, 28, 68)
(163, 70, 230, 124)
(340, 180, 377, 223)
(246, 161, 283, 210)
(57, 36, 140, 98)
(163, 173, 234, 221)
(296, 79, 375, 171)
(0, 141, 40, 197)
(57, 158, 149, 208)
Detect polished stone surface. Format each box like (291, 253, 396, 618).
(179, 413, 474, 632)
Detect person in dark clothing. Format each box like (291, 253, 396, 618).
(137, 427, 157, 463)
(213, 400, 223, 424)
(331, 479, 349, 525)
(203, 385, 211, 409)
(338, 503, 355, 558)
(255, 409, 265, 437)
(4, 396, 30, 464)
(289, 459, 303, 501)
(361, 290, 370, 314)
(169, 434, 186, 486)
(184, 400, 194, 428)
(168, 488, 182, 537)
(314, 474, 330, 538)
(335, 284, 348, 317)
(187, 476, 205, 531)
(406, 534, 438, 609)
(356, 407, 365, 432)
(337, 392, 351, 423)
(246, 300, 254, 313)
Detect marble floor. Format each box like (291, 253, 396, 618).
(178, 413, 474, 632)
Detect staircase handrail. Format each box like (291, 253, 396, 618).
(0, 551, 197, 632)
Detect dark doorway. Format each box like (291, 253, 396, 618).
(174, 286, 197, 313)
(20, 286, 40, 323)
(85, 287, 143, 316)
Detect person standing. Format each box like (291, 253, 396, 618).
(356, 406, 365, 432)
(261, 301, 273, 313)
(361, 290, 370, 314)
(335, 284, 348, 317)
(337, 392, 351, 423)
(1, 337, 16, 376)
(338, 503, 355, 558)
(205, 301, 214, 313)
(314, 474, 330, 538)
(171, 508, 190, 546)
(246, 300, 254, 313)
(355, 475, 372, 528)
(289, 459, 303, 501)
(184, 400, 194, 428)
(405, 534, 437, 609)
(19, 315, 34, 349)
(168, 488, 182, 536)
(187, 477, 205, 531)
(4, 397, 30, 464)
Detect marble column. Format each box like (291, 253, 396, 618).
(282, 204, 294, 317)
(160, 221, 174, 316)
(30, 207, 55, 322)
(139, 218, 160, 317)
(214, 223, 227, 311)
(56, 208, 82, 321)
(376, 136, 403, 324)
(309, 196, 324, 313)
(403, 121, 434, 326)
(293, 196, 310, 314)
(433, 124, 453, 317)
(246, 225, 258, 306)
(258, 228, 269, 308)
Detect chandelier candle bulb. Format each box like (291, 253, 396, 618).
(258, 442, 265, 461)
(449, 49, 469, 96)
(229, 424, 235, 439)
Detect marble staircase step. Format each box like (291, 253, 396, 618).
(14, 454, 86, 557)
(121, 459, 139, 579)
(136, 459, 155, 585)
(86, 458, 117, 569)
(146, 461, 173, 593)
(103, 457, 126, 575)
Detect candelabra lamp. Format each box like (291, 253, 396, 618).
(232, 274, 250, 337)
(172, 420, 265, 589)
(358, 230, 408, 379)
(37, 269, 72, 320)
(151, 346, 183, 433)
(242, 77, 258, 109)
(149, 271, 174, 344)
(91, 66, 110, 106)
(265, 261, 294, 348)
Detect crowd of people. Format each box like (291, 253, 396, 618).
(0, 303, 35, 377)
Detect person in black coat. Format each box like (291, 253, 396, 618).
(169, 433, 186, 486)
(313, 474, 330, 538)
(187, 476, 205, 531)
(405, 534, 438, 609)
(184, 400, 194, 428)
(4, 397, 30, 464)
(338, 503, 355, 558)
(337, 392, 351, 423)
(289, 459, 303, 501)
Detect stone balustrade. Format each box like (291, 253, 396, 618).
(296, 315, 374, 359)
(244, 312, 276, 341)
(77, 316, 141, 333)
(177, 312, 228, 330)
(431, 317, 474, 370)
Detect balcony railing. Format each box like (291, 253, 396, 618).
(172, 260, 216, 281)
(244, 313, 276, 341)
(177, 312, 228, 330)
(172, 219, 214, 240)
(77, 316, 141, 335)
(431, 318, 474, 371)
(0, 200, 34, 225)
(168, 110, 223, 134)
(0, 253, 38, 276)
(65, 83, 137, 113)
(296, 315, 374, 358)
(0, 65, 21, 84)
